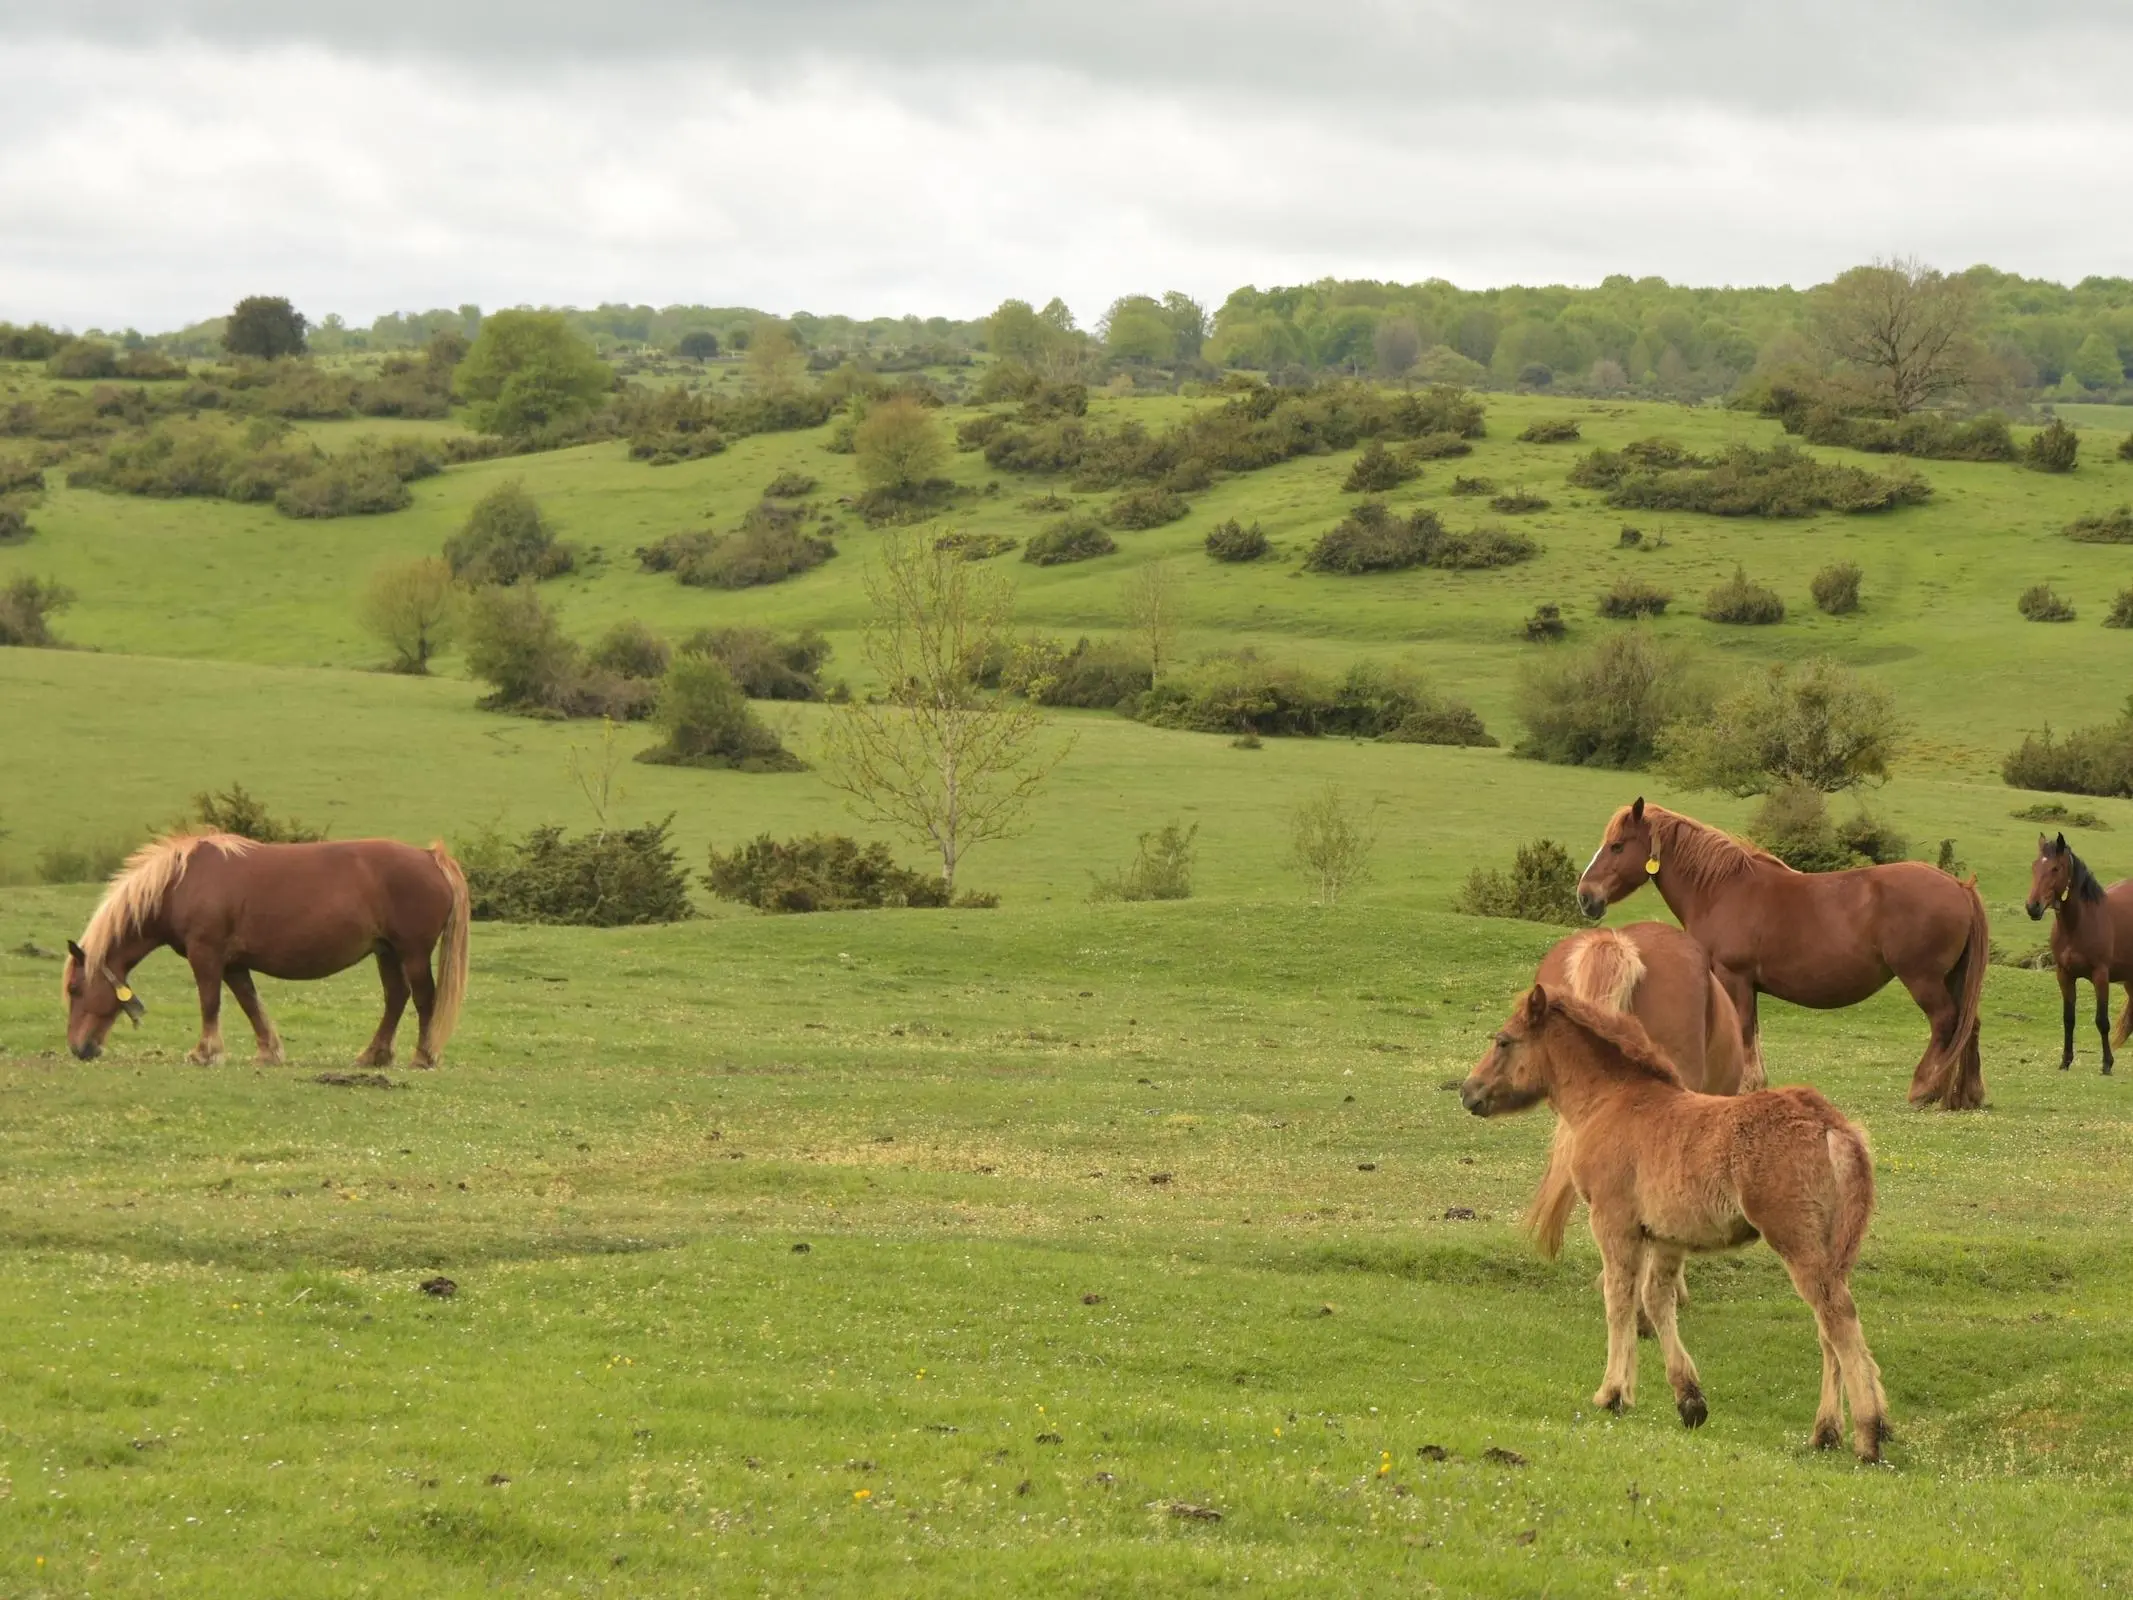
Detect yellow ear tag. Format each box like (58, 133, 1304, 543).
(1645, 857, 1661, 876)
(115, 985, 134, 1002)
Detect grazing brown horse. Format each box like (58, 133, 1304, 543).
(2026, 832, 2133, 1075)
(1526, 923, 1751, 1261)
(64, 833, 470, 1068)
(1577, 798, 1991, 1110)
(1461, 985, 1890, 1462)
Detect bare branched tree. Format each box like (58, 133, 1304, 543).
(1120, 560, 1186, 686)
(1811, 256, 1981, 414)
(821, 533, 1071, 895)
(1286, 784, 1381, 906)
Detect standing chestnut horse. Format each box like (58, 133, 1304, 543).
(63, 833, 469, 1068)
(1461, 985, 1890, 1461)
(2026, 832, 2133, 1075)
(1577, 799, 1991, 1110)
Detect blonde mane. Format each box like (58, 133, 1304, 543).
(72, 833, 257, 978)
(1562, 928, 1646, 1013)
(1543, 988, 1684, 1085)
(1612, 802, 1790, 892)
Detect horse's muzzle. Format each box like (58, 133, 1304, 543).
(71, 1041, 101, 1061)
(1458, 1079, 1494, 1116)
(1576, 888, 1608, 920)
(2026, 901, 2044, 922)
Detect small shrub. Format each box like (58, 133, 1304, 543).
(1811, 563, 1863, 615)
(1595, 577, 1671, 619)
(1286, 785, 1378, 905)
(0, 503, 31, 545)
(359, 557, 458, 674)
(2002, 702, 2133, 797)
(1514, 631, 1709, 768)
(463, 818, 693, 926)
(1702, 567, 1786, 625)
(1748, 781, 1853, 873)
(46, 341, 119, 381)
(1455, 839, 1582, 924)
(2106, 589, 2133, 629)
(638, 653, 804, 771)
(1304, 502, 1440, 573)
(177, 783, 325, 842)
(274, 454, 410, 518)
(1105, 486, 1189, 529)
(1342, 440, 1417, 492)
(2019, 584, 2076, 622)
(2064, 505, 2133, 544)
(1023, 514, 1117, 566)
(1489, 488, 1549, 514)
(2119, 431, 2133, 462)
(1204, 519, 1269, 561)
(1836, 805, 1910, 866)
(1404, 433, 1473, 460)
(1381, 702, 1498, 747)
(2012, 802, 2108, 830)
(444, 481, 575, 585)
(463, 584, 586, 714)
(1020, 492, 1074, 513)
(1516, 418, 1581, 443)
(1523, 603, 1567, 642)
(0, 575, 72, 647)
(2025, 418, 2079, 473)
(705, 833, 951, 912)
(1658, 657, 1903, 795)
(1618, 526, 1643, 548)
(681, 514, 837, 589)
(1007, 636, 1152, 709)
(635, 529, 720, 574)
(1427, 525, 1538, 569)
(1088, 822, 1197, 903)
(679, 627, 830, 700)
(956, 414, 1010, 452)
(1449, 475, 1496, 495)
(933, 530, 1017, 561)
(36, 839, 133, 884)
(1603, 443, 1928, 516)
(764, 469, 817, 498)
(585, 619, 670, 681)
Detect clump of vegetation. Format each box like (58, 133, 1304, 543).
(705, 833, 957, 912)
(1659, 658, 1904, 794)
(1595, 577, 1672, 619)
(1812, 563, 1863, 615)
(1567, 438, 1713, 488)
(444, 481, 576, 585)
(637, 653, 804, 771)
(1342, 440, 1418, 492)
(1591, 442, 1928, 516)
(1760, 389, 2018, 461)
(176, 783, 325, 842)
(1514, 631, 1709, 768)
(2012, 801, 2109, 830)
(638, 505, 836, 589)
(2120, 431, 2133, 462)
(2024, 418, 2079, 473)
(1005, 636, 1151, 710)
(934, 531, 1017, 561)
(1204, 519, 1269, 561)
(2002, 701, 2133, 797)
(1286, 785, 1379, 906)
(678, 627, 831, 700)
(1104, 486, 1189, 529)
(1023, 514, 1117, 566)
(461, 587, 657, 721)
(1516, 418, 1581, 443)
(2065, 506, 2133, 544)
(35, 838, 135, 885)
(1489, 488, 1550, 514)
(360, 557, 458, 674)
(0, 504, 31, 545)
(455, 310, 614, 438)
(764, 469, 817, 498)
(2106, 589, 2133, 629)
(0, 576, 72, 648)
(1404, 432, 1475, 459)
(1455, 839, 1583, 924)
(1137, 653, 1489, 743)
(273, 449, 413, 519)
(2019, 584, 2076, 622)
(1088, 822, 1197, 903)
(1748, 781, 1910, 873)
(1618, 526, 1644, 547)
(1450, 475, 1496, 496)
(854, 395, 953, 521)
(462, 818, 693, 926)
(1702, 566, 1786, 625)
(586, 619, 671, 683)
(1523, 603, 1567, 641)
(1304, 502, 1535, 574)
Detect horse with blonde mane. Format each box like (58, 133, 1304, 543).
(1462, 984, 1890, 1462)
(63, 833, 470, 1068)
(1577, 797, 1990, 1110)
(1525, 923, 1751, 1266)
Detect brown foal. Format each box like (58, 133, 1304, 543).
(1461, 985, 1890, 1462)
(2026, 832, 2133, 1075)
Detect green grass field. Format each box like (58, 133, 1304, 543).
(7, 378, 2133, 1594)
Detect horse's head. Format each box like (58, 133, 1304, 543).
(1577, 797, 1656, 919)
(63, 939, 145, 1061)
(2028, 832, 2074, 921)
(1460, 985, 1553, 1118)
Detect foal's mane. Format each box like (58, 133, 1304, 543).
(1620, 803, 1790, 890)
(1542, 989, 1684, 1086)
(74, 833, 257, 974)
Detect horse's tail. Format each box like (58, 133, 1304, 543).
(1941, 876, 1991, 1101)
(1522, 1118, 1579, 1260)
(427, 841, 471, 1061)
(2114, 987, 2133, 1049)
(1563, 928, 1645, 1012)
(1825, 1121, 1876, 1275)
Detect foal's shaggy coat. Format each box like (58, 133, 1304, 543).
(1461, 986, 1889, 1461)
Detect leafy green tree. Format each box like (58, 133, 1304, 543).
(443, 481, 574, 585)
(223, 296, 308, 360)
(986, 299, 1048, 365)
(745, 320, 804, 393)
(359, 556, 459, 673)
(1374, 317, 1422, 380)
(676, 330, 720, 361)
(1161, 292, 1210, 360)
(855, 396, 947, 495)
(1102, 296, 1175, 363)
(454, 310, 612, 436)
(1659, 658, 1906, 794)
(2070, 332, 2125, 390)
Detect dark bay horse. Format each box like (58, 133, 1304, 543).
(1461, 986, 1890, 1461)
(64, 833, 470, 1068)
(2026, 832, 2133, 1074)
(1577, 799, 1991, 1110)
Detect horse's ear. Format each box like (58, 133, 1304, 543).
(1630, 796, 1645, 822)
(1523, 984, 1549, 1022)
(2057, 832, 2069, 853)
(66, 939, 85, 962)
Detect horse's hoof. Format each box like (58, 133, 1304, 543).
(1676, 1386, 1707, 1429)
(1811, 1422, 1842, 1452)
(2060, 1062, 2073, 1073)
(1594, 1391, 1627, 1416)
(2104, 1064, 2115, 1077)
(410, 1052, 439, 1070)
(186, 1048, 225, 1067)
(1855, 1416, 1888, 1464)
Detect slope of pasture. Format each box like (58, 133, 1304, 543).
(5, 388, 2133, 764)
(2, 892, 2131, 1596)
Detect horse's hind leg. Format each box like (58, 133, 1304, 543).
(2094, 969, 2116, 1074)
(1899, 969, 1963, 1106)
(1640, 1244, 1705, 1428)
(404, 951, 441, 1069)
(1590, 1225, 1644, 1413)
(355, 949, 409, 1068)
(185, 951, 226, 1066)
(1776, 1248, 1889, 1462)
(224, 969, 284, 1066)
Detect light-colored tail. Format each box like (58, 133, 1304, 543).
(1563, 928, 1645, 1012)
(1523, 1118, 1579, 1259)
(1826, 1123, 1876, 1274)
(1936, 877, 1990, 1102)
(427, 841, 471, 1061)
(2114, 986, 2133, 1049)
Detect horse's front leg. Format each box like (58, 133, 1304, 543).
(1590, 1222, 1643, 1414)
(1723, 974, 1765, 1092)
(185, 951, 227, 1066)
(2058, 966, 2078, 1072)
(2095, 969, 2116, 1074)
(223, 969, 285, 1066)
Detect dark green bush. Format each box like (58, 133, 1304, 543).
(0, 576, 72, 647)
(1454, 839, 1582, 924)
(1513, 631, 1708, 768)
(1516, 418, 1581, 443)
(1812, 563, 1863, 614)
(1702, 566, 1786, 625)
(671, 508, 837, 589)
(1567, 438, 1713, 488)
(638, 653, 804, 771)
(1382, 702, 1498, 747)
(1596, 577, 1672, 619)
(1342, 440, 1417, 492)
(1602, 443, 1927, 515)
(1769, 392, 2018, 461)
(1405, 432, 1474, 460)
(956, 414, 1010, 451)
(1204, 519, 1269, 561)
(464, 818, 693, 926)
(1305, 502, 1440, 573)
(1488, 489, 1549, 514)
(1748, 781, 1853, 873)
(680, 627, 831, 699)
(2019, 584, 2076, 622)
(635, 529, 719, 574)
(933, 530, 1018, 561)
(1023, 514, 1117, 566)
(1088, 822, 1197, 903)
(1523, 603, 1567, 641)
(273, 454, 410, 518)
(177, 782, 325, 842)
(764, 469, 817, 498)
(47, 341, 119, 380)
(2025, 419, 2079, 473)
(1618, 525, 1644, 547)
(1449, 475, 1495, 495)
(1105, 486, 1190, 529)
(704, 833, 954, 912)
(586, 619, 670, 681)
(2002, 702, 2133, 797)
(2106, 589, 2133, 629)
(1006, 636, 1152, 709)
(1137, 651, 1488, 742)
(2065, 506, 2133, 544)
(444, 481, 575, 584)
(2119, 431, 2133, 463)
(0, 503, 31, 545)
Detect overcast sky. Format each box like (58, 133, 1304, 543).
(5, 1, 2132, 332)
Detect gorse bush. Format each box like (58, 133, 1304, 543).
(1204, 519, 1269, 561)
(933, 530, 1018, 561)
(1595, 577, 1672, 619)
(1023, 514, 1116, 566)
(444, 481, 575, 585)
(2019, 584, 2076, 622)
(585, 619, 671, 682)
(1702, 566, 1786, 625)
(1812, 563, 1863, 614)
(1088, 822, 1198, 903)
(462, 586, 653, 720)
(1747, 780, 1911, 874)
(0, 576, 72, 647)
(1658, 658, 1905, 794)
(679, 627, 831, 700)
(1567, 438, 1714, 488)
(1454, 838, 1583, 925)
(1137, 652, 1490, 743)
(1005, 636, 1151, 710)
(177, 783, 325, 842)
(2064, 506, 2133, 544)
(1596, 442, 1929, 516)
(643, 506, 836, 589)
(763, 469, 817, 498)
(1523, 603, 1567, 641)
(1104, 486, 1189, 529)
(1488, 489, 1549, 514)
(2024, 418, 2079, 473)
(1342, 440, 1418, 492)
(1516, 418, 1581, 443)
(2106, 589, 2133, 629)
(2002, 701, 2133, 797)
(704, 833, 954, 913)
(637, 653, 803, 771)
(1303, 502, 1536, 574)
(1450, 475, 1495, 496)
(1514, 630, 1709, 768)
(463, 818, 693, 926)
(1760, 387, 2018, 461)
